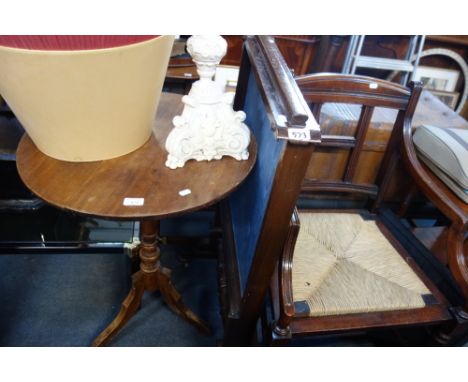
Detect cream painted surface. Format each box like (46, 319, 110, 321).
(165, 35, 250, 169)
(0, 35, 174, 162)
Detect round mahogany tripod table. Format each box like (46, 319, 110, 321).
(16, 92, 257, 346)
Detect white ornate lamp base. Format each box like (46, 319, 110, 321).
(165, 35, 250, 169)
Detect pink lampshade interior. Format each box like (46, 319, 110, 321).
(0, 35, 159, 51)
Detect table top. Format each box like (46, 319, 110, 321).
(16, 92, 257, 220)
(166, 65, 199, 80)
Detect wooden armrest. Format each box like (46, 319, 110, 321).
(270, 207, 301, 337)
(401, 119, 468, 309)
(279, 208, 300, 318)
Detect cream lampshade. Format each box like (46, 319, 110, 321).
(0, 35, 174, 162)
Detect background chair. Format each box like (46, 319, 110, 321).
(400, 117, 468, 344)
(269, 73, 467, 345)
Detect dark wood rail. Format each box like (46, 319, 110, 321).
(239, 36, 320, 143)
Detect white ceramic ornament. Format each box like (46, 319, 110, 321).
(165, 35, 250, 169)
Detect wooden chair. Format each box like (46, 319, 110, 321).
(218, 36, 320, 346)
(400, 118, 468, 344)
(269, 73, 467, 345)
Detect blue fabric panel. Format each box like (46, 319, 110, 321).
(229, 69, 286, 293)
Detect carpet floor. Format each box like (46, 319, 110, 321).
(0, 248, 222, 346)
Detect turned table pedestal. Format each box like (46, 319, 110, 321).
(16, 92, 257, 346)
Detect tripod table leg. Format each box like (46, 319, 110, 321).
(158, 267, 211, 335)
(92, 271, 145, 347)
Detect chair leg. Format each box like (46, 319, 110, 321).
(433, 307, 468, 346)
(397, 182, 419, 217)
(435, 225, 468, 346)
(269, 321, 292, 346)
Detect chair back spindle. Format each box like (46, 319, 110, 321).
(297, 74, 422, 206)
